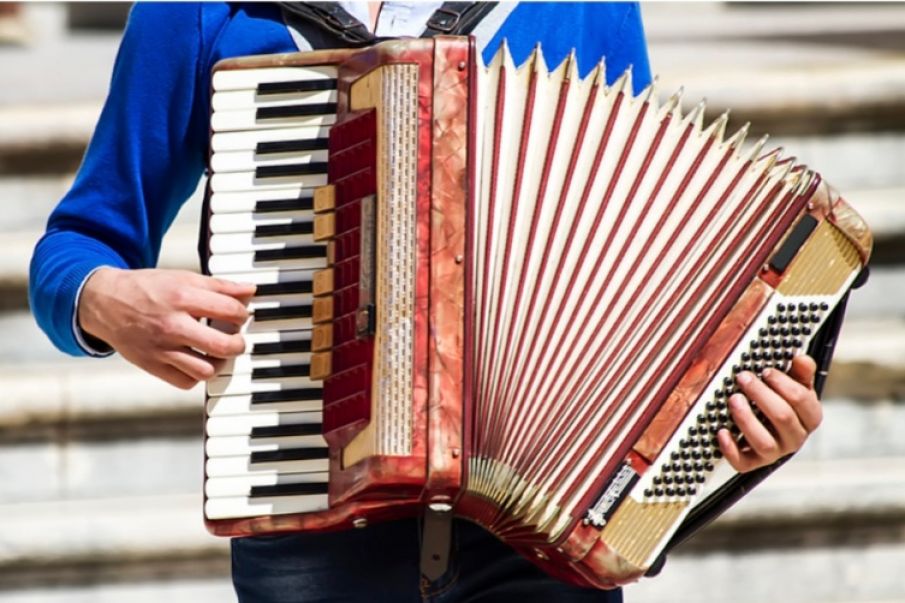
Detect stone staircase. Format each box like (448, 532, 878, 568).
(1, 3, 904, 602)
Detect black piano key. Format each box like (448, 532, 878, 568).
(250, 423, 323, 438)
(251, 447, 329, 464)
(255, 138, 329, 155)
(250, 481, 329, 498)
(254, 304, 312, 321)
(254, 197, 315, 213)
(251, 388, 323, 405)
(257, 79, 337, 95)
(254, 246, 325, 262)
(252, 364, 310, 380)
(255, 280, 313, 297)
(252, 339, 312, 355)
(255, 162, 329, 179)
(256, 104, 337, 120)
(254, 222, 314, 238)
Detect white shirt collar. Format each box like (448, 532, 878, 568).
(337, 2, 446, 37)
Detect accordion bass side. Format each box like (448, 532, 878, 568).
(200, 37, 872, 587)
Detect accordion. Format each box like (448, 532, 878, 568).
(199, 36, 871, 587)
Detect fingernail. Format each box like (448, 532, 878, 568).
(737, 372, 752, 386)
(729, 394, 744, 409)
(762, 368, 773, 379)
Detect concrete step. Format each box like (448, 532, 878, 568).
(0, 495, 230, 591)
(0, 580, 234, 603)
(643, 2, 905, 41)
(1, 359, 199, 429)
(630, 542, 905, 603)
(0, 457, 902, 596)
(824, 319, 905, 401)
(643, 3, 905, 137)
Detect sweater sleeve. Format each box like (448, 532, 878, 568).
(29, 3, 211, 356)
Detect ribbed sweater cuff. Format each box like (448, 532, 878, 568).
(30, 233, 129, 357)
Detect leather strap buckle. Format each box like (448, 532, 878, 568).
(426, 8, 462, 34)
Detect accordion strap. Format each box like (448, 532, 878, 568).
(280, 2, 376, 47)
(422, 2, 499, 37)
(280, 2, 497, 48)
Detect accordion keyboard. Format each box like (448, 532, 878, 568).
(203, 65, 340, 520)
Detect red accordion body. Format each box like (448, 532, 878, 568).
(201, 37, 871, 587)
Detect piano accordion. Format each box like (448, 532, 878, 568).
(199, 36, 872, 587)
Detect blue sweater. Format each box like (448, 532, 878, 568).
(30, 2, 651, 356)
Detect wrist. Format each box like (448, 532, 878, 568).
(76, 266, 121, 349)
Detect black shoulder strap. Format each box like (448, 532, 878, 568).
(280, 2, 498, 49)
(422, 2, 498, 37)
(280, 2, 376, 47)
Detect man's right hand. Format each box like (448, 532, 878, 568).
(77, 267, 255, 390)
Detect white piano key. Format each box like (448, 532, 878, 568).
(210, 190, 314, 214)
(208, 373, 320, 397)
(205, 493, 330, 519)
(212, 66, 337, 92)
(211, 148, 328, 174)
(206, 434, 327, 458)
(211, 314, 315, 336)
(239, 329, 312, 346)
(206, 456, 329, 479)
(206, 394, 321, 417)
(211, 268, 315, 287)
(209, 212, 313, 235)
(221, 351, 312, 376)
(212, 88, 337, 111)
(210, 232, 315, 254)
(208, 250, 327, 275)
(247, 294, 315, 312)
(205, 410, 322, 436)
(211, 109, 336, 133)
(205, 472, 329, 498)
(211, 126, 331, 153)
(210, 169, 328, 193)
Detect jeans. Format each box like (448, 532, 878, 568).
(232, 518, 623, 602)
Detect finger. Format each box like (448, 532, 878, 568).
(788, 354, 817, 389)
(202, 275, 257, 299)
(144, 360, 200, 391)
(736, 372, 808, 454)
(167, 315, 247, 359)
(162, 347, 224, 382)
(760, 365, 822, 432)
(727, 390, 781, 461)
(717, 428, 757, 473)
(178, 288, 250, 325)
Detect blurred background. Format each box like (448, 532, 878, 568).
(0, 2, 903, 602)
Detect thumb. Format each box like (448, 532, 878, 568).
(789, 354, 817, 389)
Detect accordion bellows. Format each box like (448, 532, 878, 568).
(201, 37, 871, 587)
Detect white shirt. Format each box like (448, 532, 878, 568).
(287, 2, 516, 51)
(339, 2, 445, 37)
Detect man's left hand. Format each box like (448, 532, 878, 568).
(717, 354, 822, 473)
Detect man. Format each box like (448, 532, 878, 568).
(30, 3, 821, 601)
